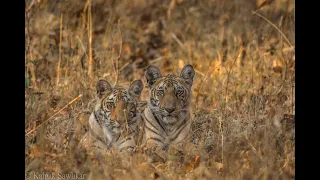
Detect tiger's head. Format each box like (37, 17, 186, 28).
(145, 65, 195, 125)
(95, 79, 144, 144)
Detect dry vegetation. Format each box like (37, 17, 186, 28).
(25, 0, 295, 179)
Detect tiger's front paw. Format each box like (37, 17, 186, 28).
(168, 143, 185, 162)
(144, 145, 167, 163)
(120, 146, 135, 156)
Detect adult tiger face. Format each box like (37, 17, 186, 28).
(145, 65, 195, 131)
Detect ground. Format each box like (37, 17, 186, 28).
(25, 0, 295, 179)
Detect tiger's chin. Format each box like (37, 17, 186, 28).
(162, 112, 187, 125)
(162, 115, 178, 125)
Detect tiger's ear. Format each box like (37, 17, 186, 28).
(180, 64, 195, 87)
(129, 80, 143, 98)
(96, 79, 112, 99)
(145, 65, 162, 88)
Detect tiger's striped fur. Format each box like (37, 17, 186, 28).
(80, 79, 145, 153)
(143, 65, 195, 161)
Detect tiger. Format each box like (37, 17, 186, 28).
(79, 79, 145, 154)
(142, 64, 195, 162)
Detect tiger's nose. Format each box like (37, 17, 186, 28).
(165, 107, 175, 113)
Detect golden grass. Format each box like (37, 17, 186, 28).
(25, 0, 295, 179)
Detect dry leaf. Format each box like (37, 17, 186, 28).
(124, 43, 131, 54)
(40, 0, 47, 9)
(272, 59, 283, 68)
(33, 146, 39, 155)
(178, 59, 184, 69)
(242, 162, 250, 169)
(214, 162, 224, 171)
(256, 0, 275, 11)
(241, 151, 251, 169)
(272, 59, 283, 73)
(185, 155, 200, 172)
(137, 162, 155, 175)
(167, 0, 176, 20)
(177, 0, 183, 4)
(155, 163, 166, 173)
(163, 48, 168, 56)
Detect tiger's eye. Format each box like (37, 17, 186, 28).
(151, 98, 158, 106)
(107, 102, 115, 108)
(129, 107, 136, 118)
(129, 111, 135, 118)
(156, 89, 164, 96)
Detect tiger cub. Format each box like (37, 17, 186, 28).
(143, 64, 195, 162)
(79, 79, 145, 154)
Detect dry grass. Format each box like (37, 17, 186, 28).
(25, 0, 295, 179)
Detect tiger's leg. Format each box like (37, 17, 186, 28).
(76, 131, 106, 164)
(79, 130, 111, 155)
(143, 125, 168, 162)
(78, 131, 91, 151)
(168, 141, 186, 163)
(116, 135, 136, 155)
(168, 122, 192, 163)
(145, 141, 168, 163)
